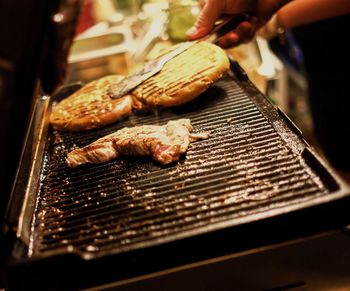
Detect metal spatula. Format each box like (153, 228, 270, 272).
(108, 13, 250, 99)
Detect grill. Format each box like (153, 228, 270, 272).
(34, 75, 329, 255)
(5, 62, 350, 290)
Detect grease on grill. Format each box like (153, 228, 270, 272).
(30, 76, 330, 256)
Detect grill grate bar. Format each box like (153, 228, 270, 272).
(40, 157, 299, 228)
(38, 158, 311, 233)
(57, 90, 251, 146)
(47, 110, 268, 175)
(46, 123, 278, 183)
(41, 137, 286, 209)
(39, 175, 321, 241)
(52, 108, 264, 158)
(40, 166, 311, 239)
(38, 184, 324, 252)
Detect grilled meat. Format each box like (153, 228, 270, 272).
(66, 119, 208, 167)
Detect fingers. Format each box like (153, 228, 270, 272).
(217, 20, 257, 48)
(235, 21, 256, 43)
(186, 0, 223, 39)
(186, 0, 272, 47)
(216, 32, 239, 49)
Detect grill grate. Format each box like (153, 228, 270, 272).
(31, 75, 330, 256)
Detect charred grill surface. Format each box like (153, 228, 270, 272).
(31, 75, 331, 257)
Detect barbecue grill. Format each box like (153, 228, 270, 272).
(3, 56, 350, 290)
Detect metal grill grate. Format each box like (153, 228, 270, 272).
(31, 75, 330, 256)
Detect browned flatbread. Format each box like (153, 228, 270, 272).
(132, 41, 230, 107)
(50, 43, 229, 132)
(50, 75, 137, 132)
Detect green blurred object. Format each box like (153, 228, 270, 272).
(167, 0, 199, 42)
(113, 0, 141, 15)
(70, 34, 125, 55)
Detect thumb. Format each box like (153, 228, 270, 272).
(186, 0, 222, 39)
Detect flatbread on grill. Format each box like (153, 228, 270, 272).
(50, 75, 138, 132)
(132, 41, 230, 107)
(50, 42, 229, 132)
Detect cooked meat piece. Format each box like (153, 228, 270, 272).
(132, 41, 230, 107)
(50, 75, 142, 132)
(66, 119, 208, 167)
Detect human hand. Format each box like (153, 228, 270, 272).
(186, 0, 291, 48)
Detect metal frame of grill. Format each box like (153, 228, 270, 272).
(4, 61, 350, 290)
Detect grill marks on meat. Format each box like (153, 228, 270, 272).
(66, 119, 208, 167)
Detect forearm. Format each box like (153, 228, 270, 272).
(255, 0, 294, 21)
(278, 0, 350, 28)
